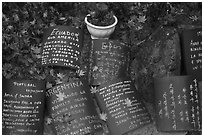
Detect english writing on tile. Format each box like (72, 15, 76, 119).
(2, 79, 45, 135)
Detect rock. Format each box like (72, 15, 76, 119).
(131, 26, 181, 103)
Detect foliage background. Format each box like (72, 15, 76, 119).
(2, 2, 202, 135)
(2, 2, 202, 80)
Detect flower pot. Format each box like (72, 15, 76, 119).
(85, 14, 118, 39)
(154, 75, 201, 132)
(2, 79, 46, 135)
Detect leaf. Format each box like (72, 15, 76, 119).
(56, 92, 66, 102)
(137, 15, 146, 23)
(46, 82, 53, 89)
(46, 117, 53, 125)
(30, 19, 36, 25)
(63, 113, 74, 124)
(77, 69, 85, 77)
(7, 25, 13, 30)
(27, 58, 34, 63)
(93, 66, 99, 71)
(99, 112, 107, 121)
(55, 78, 63, 85)
(189, 15, 198, 21)
(35, 54, 42, 59)
(136, 24, 143, 31)
(31, 46, 41, 54)
(182, 88, 187, 93)
(124, 98, 132, 107)
(43, 10, 48, 18)
(50, 69, 55, 76)
(3, 63, 12, 71)
(4, 72, 13, 79)
(18, 56, 29, 66)
(90, 86, 98, 94)
(2, 13, 9, 22)
(55, 116, 63, 122)
(13, 13, 19, 22)
(140, 68, 148, 74)
(96, 3, 108, 11)
(59, 17, 66, 21)
(57, 72, 66, 79)
(50, 22, 56, 26)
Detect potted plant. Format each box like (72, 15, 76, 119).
(84, 3, 118, 39)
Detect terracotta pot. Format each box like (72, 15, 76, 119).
(85, 14, 118, 39)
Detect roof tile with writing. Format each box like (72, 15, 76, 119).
(125, 98, 132, 107)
